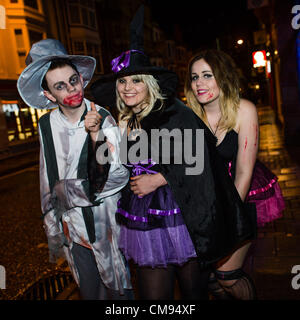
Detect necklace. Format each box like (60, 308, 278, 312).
(207, 117, 221, 137)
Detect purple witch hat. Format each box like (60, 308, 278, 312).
(91, 5, 178, 108)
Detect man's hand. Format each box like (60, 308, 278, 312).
(130, 173, 167, 198)
(84, 102, 102, 142)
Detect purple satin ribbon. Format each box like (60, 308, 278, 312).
(126, 159, 158, 176)
(117, 207, 148, 223)
(117, 201, 181, 223)
(111, 49, 144, 73)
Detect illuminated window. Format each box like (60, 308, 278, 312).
(0, 5, 5, 29)
(252, 50, 267, 68)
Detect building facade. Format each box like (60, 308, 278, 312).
(0, 0, 190, 152)
(0, 0, 48, 148)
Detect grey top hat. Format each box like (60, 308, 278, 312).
(17, 39, 96, 109)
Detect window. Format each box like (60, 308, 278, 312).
(24, 0, 38, 10)
(81, 7, 88, 25)
(153, 28, 160, 42)
(69, 5, 80, 23)
(167, 43, 174, 58)
(28, 30, 43, 46)
(74, 41, 85, 54)
(0, 5, 5, 29)
(68, 1, 97, 29)
(18, 52, 26, 69)
(86, 42, 102, 74)
(14, 29, 24, 48)
(10, 0, 18, 3)
(89, 11, 96, 28)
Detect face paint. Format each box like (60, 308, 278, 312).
(63, 91, 83, 107)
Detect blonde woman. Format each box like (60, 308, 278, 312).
(92, 67, 215, 299)
(185, 49, 259, 299)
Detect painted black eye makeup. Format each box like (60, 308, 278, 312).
(53, 73, 79, 90)
(69, 74, 79, 85)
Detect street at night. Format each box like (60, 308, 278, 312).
(0, 105, 300, 300)
(1, 0, 300, 305)
(0, 163, 69, 300)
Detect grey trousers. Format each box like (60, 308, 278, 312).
(71, 242, 134, 300)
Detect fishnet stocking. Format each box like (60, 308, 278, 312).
(209, 269, 256, 300)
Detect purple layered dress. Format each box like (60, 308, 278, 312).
(117, 159, 197, 268)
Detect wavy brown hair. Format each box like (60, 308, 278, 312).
(184, 49, 240, 131)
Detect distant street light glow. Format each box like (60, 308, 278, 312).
(237, 39, 244, 45)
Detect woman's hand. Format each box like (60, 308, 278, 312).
(84, 102, 102, 141)
(130, 173, 167, 197)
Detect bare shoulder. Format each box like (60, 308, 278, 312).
(236, 99, 258, 130)
(238, 99, 258, 120)
(239, 98, 257, 114)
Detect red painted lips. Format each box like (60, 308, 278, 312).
(63, 92, 83, 106)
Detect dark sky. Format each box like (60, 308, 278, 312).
(148, 0, 260, 50)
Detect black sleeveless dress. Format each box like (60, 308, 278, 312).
(216, 130, 285, 227)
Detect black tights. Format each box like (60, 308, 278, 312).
(136, 259, 210, 300)
(208, 269, 257, 300)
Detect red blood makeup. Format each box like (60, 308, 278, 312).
(207, 92, 214, 100)
(244, 137, 248, 151)
(63, 91, 83, 107)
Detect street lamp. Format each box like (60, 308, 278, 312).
(237, 39, 244, 45)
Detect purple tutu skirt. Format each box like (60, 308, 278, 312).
(119, 225, 197, 268)
(117, 165, 197, 267)
(245, 160, 285, 227)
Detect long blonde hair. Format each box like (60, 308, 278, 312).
(116, 74, 165, 123)
(184, 49, 240, 131)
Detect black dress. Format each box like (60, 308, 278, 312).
(216, 130, 284, 227)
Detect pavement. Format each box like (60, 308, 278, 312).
(1, 105, 299, 300)
(0, 138, 39, 177)
(243, 105, 300, 300)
